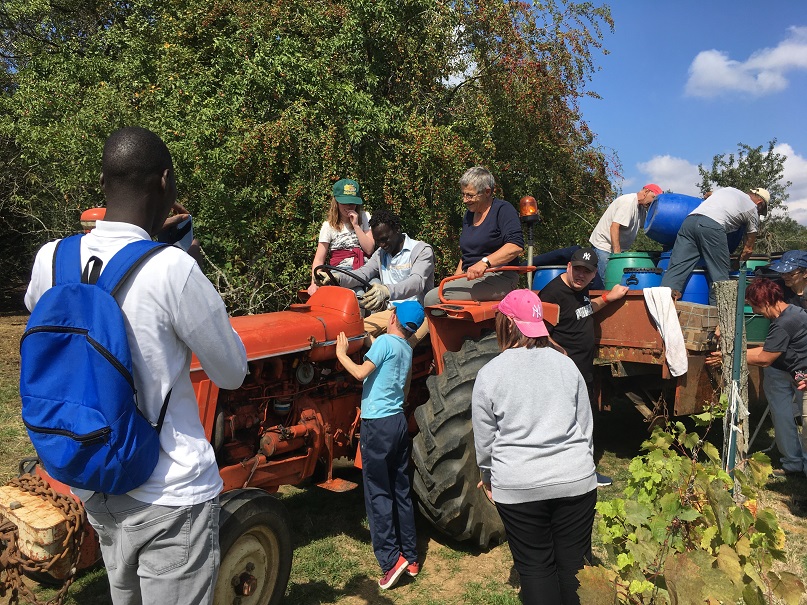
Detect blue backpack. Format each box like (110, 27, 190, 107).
(20, 234, 170, 495)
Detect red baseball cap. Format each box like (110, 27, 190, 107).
(643, 184, 662, 195)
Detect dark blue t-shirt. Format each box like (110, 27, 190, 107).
(459, 198, 524, 270)
(764, 304, 807, 373)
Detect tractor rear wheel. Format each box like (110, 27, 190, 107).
(412, 332, 505, 549)
(214, 490, 293, 605)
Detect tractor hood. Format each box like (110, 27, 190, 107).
(191, 286, 364, 369)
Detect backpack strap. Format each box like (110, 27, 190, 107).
(154, 389, 172, 433)
(95, 240, 170, 296)
(52, 234, 84, 286)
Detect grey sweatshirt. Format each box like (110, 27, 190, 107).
(472, 346, 596, 504)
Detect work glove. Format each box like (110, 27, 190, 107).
(360, 283, 390, 312)
(314, 269, 338, 286)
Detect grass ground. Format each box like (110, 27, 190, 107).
(1, 314, 806, 604)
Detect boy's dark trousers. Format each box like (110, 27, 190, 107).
(360, 412, 417, 572)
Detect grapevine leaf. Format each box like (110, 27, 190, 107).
(768, 571, 805, 605)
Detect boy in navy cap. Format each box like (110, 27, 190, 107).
(335, 300, 425, 589)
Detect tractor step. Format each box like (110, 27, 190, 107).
(315, 478, 358, 492)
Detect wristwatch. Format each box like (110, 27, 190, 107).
(481, 257, 491, 268)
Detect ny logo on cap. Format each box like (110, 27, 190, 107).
(583, 252, 591, 260)
(532, 305, 541, 319)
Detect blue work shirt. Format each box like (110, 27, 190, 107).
(361, 334, 412, 419)
(381, 234, 418, 304)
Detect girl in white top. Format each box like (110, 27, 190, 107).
(308, 178, 374, 296)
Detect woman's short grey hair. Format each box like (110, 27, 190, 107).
(459, 166, 496, 194)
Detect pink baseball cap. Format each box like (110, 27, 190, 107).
(643, 183, 662, 195)
(495, 289, 549, 338)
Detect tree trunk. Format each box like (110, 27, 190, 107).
(714, 280, 749, 487)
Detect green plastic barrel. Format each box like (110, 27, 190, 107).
(745, 255, 770, 272)
(744, 305, 770, 344)
(604, 252, 655, 289)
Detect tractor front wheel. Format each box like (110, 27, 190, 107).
(214, 490, 293, 605)
(412, 332, 505, 549)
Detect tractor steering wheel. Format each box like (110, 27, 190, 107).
(313, 264, 373, 290)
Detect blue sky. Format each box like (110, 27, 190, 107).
(578, 1, 807, 224)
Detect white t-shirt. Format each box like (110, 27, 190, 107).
(318, 211, 371, 267)
(25, 221, 248, 506)
(589, 193, 646, 252)
(690, 187, 760, 233)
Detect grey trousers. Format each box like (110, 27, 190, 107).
(84, 493, 220, 605)
(424, 271, 519, 306)
(660, 214, 729, 301)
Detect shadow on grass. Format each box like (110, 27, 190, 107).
(279, 464, 372, 549)
(285, 574, 398, 605)
(763, 473, 807, 517)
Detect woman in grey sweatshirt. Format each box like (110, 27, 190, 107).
(472, 289, 596, 605)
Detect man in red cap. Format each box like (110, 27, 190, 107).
(588, 184, 662, 284)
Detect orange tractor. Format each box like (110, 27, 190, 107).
(0, 214, 540, 604)
(0, 209, 745, 605)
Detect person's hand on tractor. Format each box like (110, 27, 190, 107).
(466, 260, 488, 281)
(360, 283, 390, 312)
(336, 332, 349, 357)
(608, 284, 629, 302)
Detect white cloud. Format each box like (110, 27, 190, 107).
(637, 155, 701, 195)
(773, 142, 807, 225)
(685, 26, 807, 98)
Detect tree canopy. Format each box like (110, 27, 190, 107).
(2, 0, 618, 312)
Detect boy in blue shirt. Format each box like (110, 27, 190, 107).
(336, 300, 425, 590)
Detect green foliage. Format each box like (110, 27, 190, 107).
(579, 408, 804, 605)
(1, 0, 615, 312)
(697, 140, 807, 254)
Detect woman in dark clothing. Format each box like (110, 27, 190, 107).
(424, 166, 524, 305)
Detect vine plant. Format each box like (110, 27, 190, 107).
(578, 402, 804, 604)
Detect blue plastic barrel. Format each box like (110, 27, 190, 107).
(680, 269, 710, 304)
(645, 192, 745, 251)
(532, 266, 566, 291)
(645, 193, 702, 247)
(621, 267, 663, 290)
(658, 251, 707, 271)
(657, 251, 672, 271)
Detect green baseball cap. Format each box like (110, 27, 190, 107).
(333, 179, 363, 205)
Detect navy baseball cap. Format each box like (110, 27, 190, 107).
(570, 247, 598, 271)
(769, 250, 807, 273)
(392, 300, 425, 332)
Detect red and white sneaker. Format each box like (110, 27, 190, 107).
(379, 554, 409, 590)
(406, 561, 420, 577)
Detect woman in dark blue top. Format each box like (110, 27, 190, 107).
(424, 167, 524, 305)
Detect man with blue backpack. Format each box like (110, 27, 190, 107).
(22, 126, 248, 605)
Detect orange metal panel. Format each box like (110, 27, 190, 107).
(594, 291, 663, 350)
